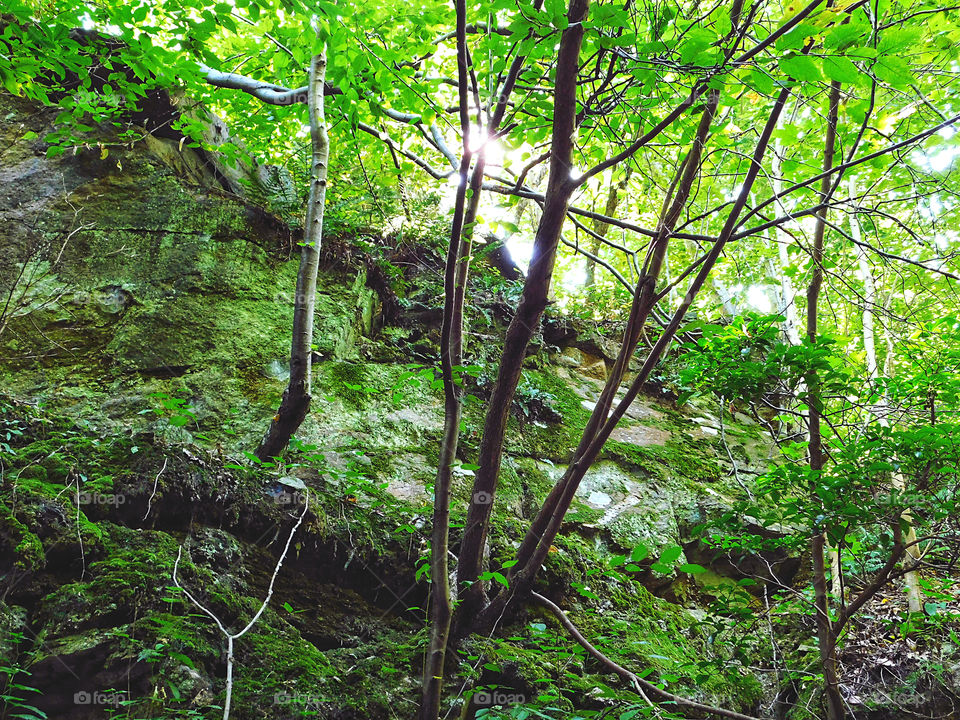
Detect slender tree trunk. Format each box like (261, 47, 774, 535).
(712, 277, 739, 317)
(509, 97, 720, 582)
(811, 532, 843, 718)
(464, 85, 791, 639)
(457, 0, 836, 652)
(770, 142, 802, 345)
(583, 169, 630, 288)
(455, 0, 591, 621)
(421, 153, 472, 720)
(805, 80, 845, 720)
(421, 0, 545, 708)
(849, 190, 923, 614)
(418, 0, 480, 710)
(256, 45, 329, 461)
(829, 543, 844, 600)
(481, 88, 787, 629)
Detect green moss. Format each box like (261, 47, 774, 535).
(544, 527, 604, 582)
(0, 471, 108, 573)
(564, 501, 606, 525)
(577, 583, 763, 706)
(0, 95, 787, 719)
(0, 133, 373, 446)
(323, 360, 375, 408)
(603, 437, 723, 484)
(495, 369, 593, 461)
(602, 440, 670, 478)
(509, 458, 556, 499)
(40, 525, 187, 623)
(9, 518, 44, 570)
(463, 574, 762, 714)
(365, 449, 395, 478)
(133, 611, 218, 660)
(231, 619, 340, 718)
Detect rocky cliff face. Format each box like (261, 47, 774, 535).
(0, 91, 378, 435)
(0, 92, 834, 719)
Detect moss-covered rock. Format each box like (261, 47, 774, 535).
(0, 91, 789, 720)
(0, 90, 378, 450)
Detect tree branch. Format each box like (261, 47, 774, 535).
(200, 65, 340, 105)
(532, 592, 764, 720)
(575, 0, 832, 186)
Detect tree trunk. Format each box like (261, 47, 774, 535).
(811, 532, 844, 720)
(712, 277, 739, 317)
(454, 0, 591, 623)
(485, 88, 786, 626)
(256, 45, 329, 460)
(418, 0, 476, 710)
(583, 169, 630, 288)
(770, 143, 801, 345)
(850, 189, 923, 614)
(805, 80, 845, 720)
(465, 86, 791, 639)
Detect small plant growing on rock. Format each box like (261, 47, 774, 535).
(0, 630, 45, 720)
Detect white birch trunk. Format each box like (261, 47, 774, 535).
(256, 43, 330, 459)
(770, 144, 801, 345)
(849, 178, 923, 614)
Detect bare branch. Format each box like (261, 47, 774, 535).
(199, 65, 339, 105)
(532, 592, 763, 720)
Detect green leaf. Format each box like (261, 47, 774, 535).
(873, 55, 916, 88)
(747, 68, 774, 95)
(775, 22, 819, 51)
(678, 28, 717, 64)
(574, 583, 600, 600)
(630, 543, 649, 562)
(820, 56, 861, 84)
(679, 563, 707, 574)
(824, 22, 867, 50)
(778, 54, 821, 82)
(659, 545, 682, 564)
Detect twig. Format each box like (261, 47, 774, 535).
(762, 584, 785, 718)
(142, 457, 167, 521)
(173, 493, 309, 720)
(719, 397, 753, 500)
(72, 468, 86, 580)
(531, 592, 764, 720)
